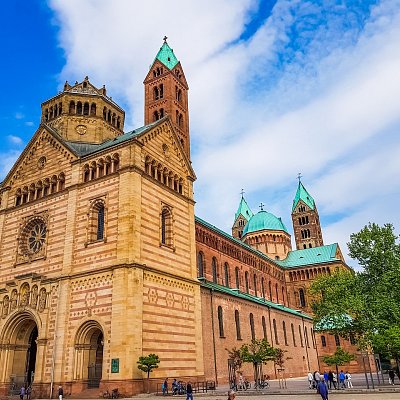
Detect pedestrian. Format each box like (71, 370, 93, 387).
(339, 370, 346, 389)
(228, 389, 236, 400)
(345, 371, 353, 388)
(26, 386, 31, 400)
(317, 378, 329, 400)
(328, 370, 334, 389)
(308, 371, 314, 389)
(332, 372, 338, 390)
(58, 386, 63, 400)
(162, 378, 169, 395)
(19, 386, 26, 400)
(323, 371, 329, 382)
(389, 370, 395, 385)
(186, 381, 193, 400)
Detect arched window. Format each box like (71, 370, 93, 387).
(299, 325, 304, 347)
(159, 84, 164, 98)
(253, 274, 257, 296)
(261, 278, 265, 299)
(77, 101, 82, 114)
(304, 327, 310, 347)
(245, 271, 249, 293)
(153, 86, 159, 100)
(269, 281, 272, 301)
(218, 306, 224, 337)
(335, 334, 341, 347)
(321, 335, 327, 347)
(235, 310, 241, 340)
(15, 189, 22, 206)
(262, 316, 267, 339)
(273, 319, 279, 344)
(97, 204, 105, 240)
(283, 321, 288, 345)
(212, 257, 218, 283)
(311, 328, 316, 348)
(90, 103, 96, 116)
(299, 288, 306, 307)
(161, 207, 173, 246)
(275, 283, 279, 302)
(224, 263, 229, 287)
(250, 313, 255, 340)
(291, 323, 296, 346)
(235, 267, 240, 289)
(83, 102, 89, 115)
(197, 252, 204, 277)
(282, 286, 285, 305)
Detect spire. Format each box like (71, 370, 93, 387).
(153, 38, 179, 70)
(234, 195, 253, 222)
(292, 180, 315, 211)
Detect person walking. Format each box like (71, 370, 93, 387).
(317, 378, 329, 400)
(186, 381, 193, 400)
(162, 378, 169, 395)
(58, 386, 63, 400)
(389, 370, 395, 385)
(346, 371, 353, 388)
(339, 370, 346, 389)
(19, 386, 26, 400)
(308, 372, 314, 389)
(328, 371, 334, 389)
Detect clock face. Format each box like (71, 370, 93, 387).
(27, 221, 47, 254)
(76, 125, 87, 135)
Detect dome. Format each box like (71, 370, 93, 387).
(242, 210, 289, 236)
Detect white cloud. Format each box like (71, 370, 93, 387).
(0, 150, 21, 180)
(25, 121, 34, 127)
(7, 135, 24, 146)
(15, 112, 24, 120)
(48, 0, 400, 264)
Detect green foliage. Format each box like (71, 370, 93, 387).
(226, 347, 243, 371)
(322, 347, 355, 367)
(273, 348, 291, 369)
(137, 353, 160, 376)
(372, 327, 400, 361)
(239, 338, 276, 365)
(310, 223, 400, 352)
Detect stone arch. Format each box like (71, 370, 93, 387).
(73, 320, 105, 387)
(0, 310, 41, 387)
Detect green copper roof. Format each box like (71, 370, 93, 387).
(201, 281, 312, 320)
(153, 42, 179, 70)
(242, 210, 289, 235)
(234, 196, 253, 222)
(292, 181, 315, 211)
(276, 243, 339, 268)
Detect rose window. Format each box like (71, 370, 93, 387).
(27, 221, 47, 253)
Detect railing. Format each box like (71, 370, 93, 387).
(156, 381, 216, 395)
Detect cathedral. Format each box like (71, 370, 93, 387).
(0, 40, 362, 397)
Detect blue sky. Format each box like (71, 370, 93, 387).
(2, 0, 400, 268)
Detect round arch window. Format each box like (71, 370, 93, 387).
(21, 218, 47, 255)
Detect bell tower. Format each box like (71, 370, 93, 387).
(144, 38, 190, 158)
(291, 177, 324, 249)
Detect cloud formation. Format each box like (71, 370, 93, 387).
(48, 0, 400, 267)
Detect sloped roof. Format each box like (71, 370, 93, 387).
(65, 121, 160, 157)
(201, 281, 312, 320)
(292, 181, 315, 211)
(234, 196, 253, 222)
(276, 243, 339, 268)
(153, 42, 179, 70)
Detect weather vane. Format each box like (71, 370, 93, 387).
(240, 189, 245, 198)
(163, 36, 168, 42)
(259, 202, 265, 211)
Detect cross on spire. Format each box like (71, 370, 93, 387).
(163, 36, 168, 42)
(240, 189, 245, 198)
(259, 202, 265, 211)
(297, 172, 302, 183)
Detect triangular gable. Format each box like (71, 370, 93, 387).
(1, 124, 78, 188)
(143, 60, 189, 89)
(335, 244, 345, 262)
(135, 116, 195, 180)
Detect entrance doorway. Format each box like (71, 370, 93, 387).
(7, 319, 38, 391)
(74, 321, 104, 389)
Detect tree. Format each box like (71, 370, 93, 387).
(226, 346, 243, 372)
(239, 338, 276, 385)
(309, 223, 400, 352)
(372, 326, 400, 370)
(273, 348, 292, 370)
(322, 348, 355, 378)
(137, 353, 160, 393)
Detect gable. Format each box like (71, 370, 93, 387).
(2, 125, 78, 190)
(137, 118, 195, 181)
